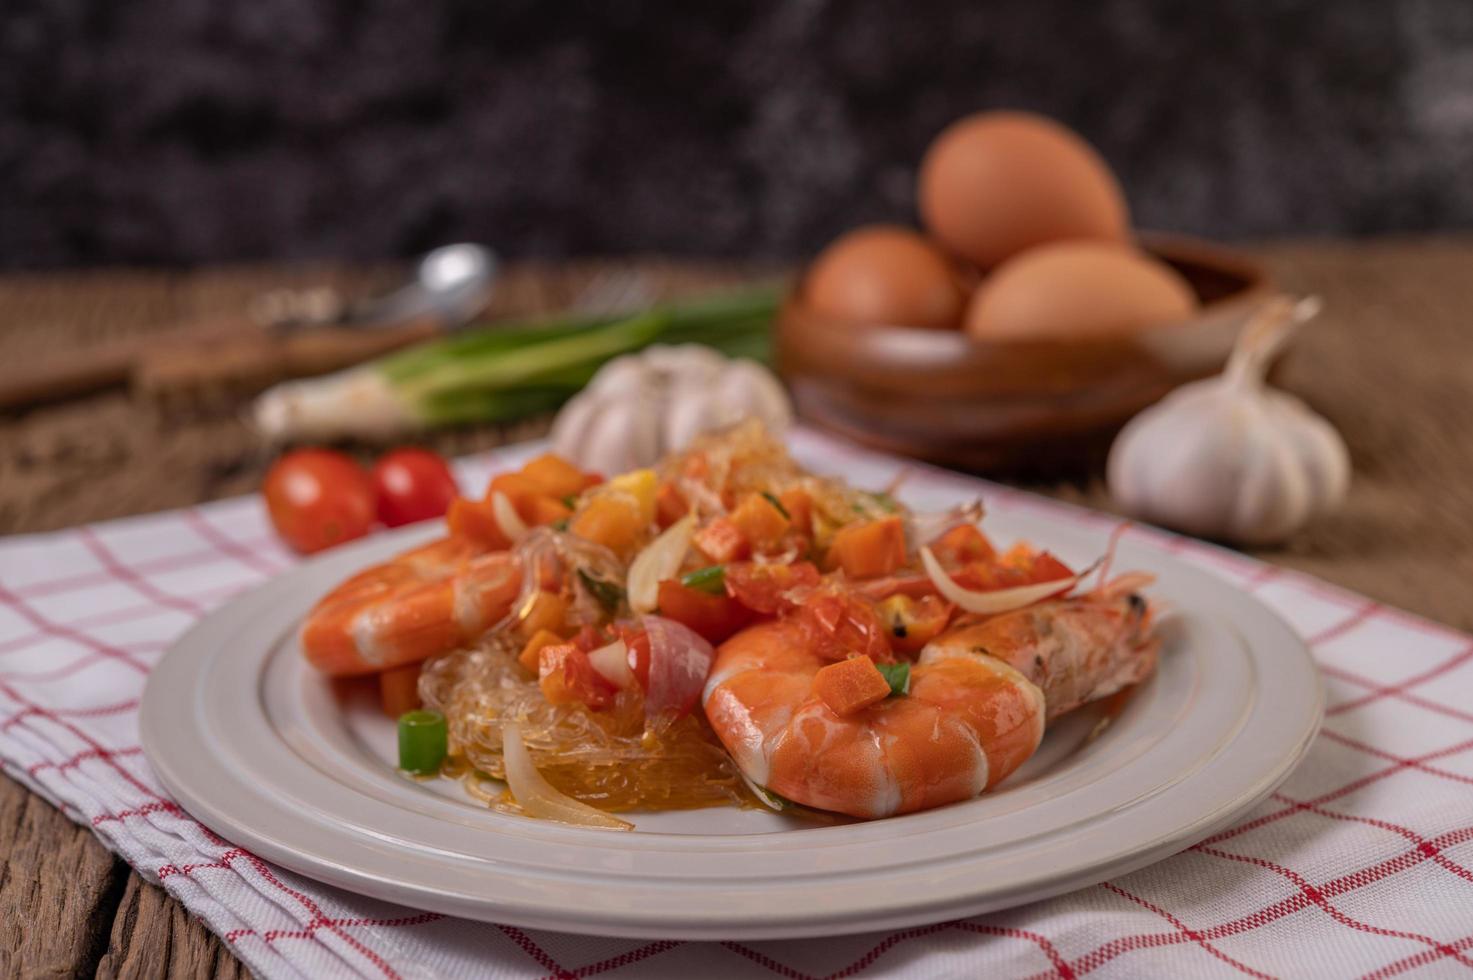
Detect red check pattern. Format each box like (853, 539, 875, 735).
(2, 429, 1471, 979)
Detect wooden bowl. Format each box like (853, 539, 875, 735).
(775, 234, 1273, 475)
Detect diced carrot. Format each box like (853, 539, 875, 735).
(693, 517, 749, 563)
(518, 628, 565, 674)
(488, 471, 545, 521)
(539, 644, 616, 709)
(447, 497, 512, 549)
(826, 516, 907, 579)
(655, 579, 752, 644)
(728, 493, 791, 551)
(778, 488, 813, 534)
(569, 494, 644, 557)
(655, 482, 689, 528)
(930, 524, 996, 566)
(875, 594, 952, 654)
(520, 453, 591, 499)
(813, 656, 891, 716)
(519, 590, 568, 638)
(527, 495, 572, 526)
(378, 662, 422, 718)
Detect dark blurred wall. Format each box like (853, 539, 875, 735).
(3, 0, 1471, 268)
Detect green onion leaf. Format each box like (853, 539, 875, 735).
(552, 518, 570, 532)
(876, 662, 911, 697)
(680, 565, 726, 595)
(561, 494, 578, 508)
(398, 710, 448, 775)
(761, 491, 791, 520)
(577, 569, 625, 611)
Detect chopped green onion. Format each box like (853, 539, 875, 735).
(577, 569, 625, 611)
(561, 494, 578, 508)
(761, 491, 790, 520)
(552, 518, 569, 532)
(876, 662, 911, 697)
(681, 565, 726, 595)
(398, 710, 448, 775)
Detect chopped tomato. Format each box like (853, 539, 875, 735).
(875, 594, 953, 654)
(929, 524, 996, 567)
(826, 516, 907, 579)
(955, 551, 1074, 591)
(693, 517, 749, 563)
(655, 579, 752, 643)
(798, 588, 893, 663)
(724, 561, 821, 615)
(538, 643, 617, 709)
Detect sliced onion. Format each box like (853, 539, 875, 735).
(626, 514, 696, 614)
(586, 639, 634, 689)
(641, 614, 715, 720)
(739, 771, 789, 812)
(919, 546, 1081, 615)
(500, 721, 632, 830)
(491, 491, 530, 542)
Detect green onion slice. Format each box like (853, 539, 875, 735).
(680, 565, 726, 595)
(876, 662, 911, 697)
(398, 709, 448, 775)
(761, 491, 791, 520)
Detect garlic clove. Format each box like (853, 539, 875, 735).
(1265, 391, 1351, 518)
(713, 360, 794, 432)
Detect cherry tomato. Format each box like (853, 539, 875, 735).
(263, 449, 376, 554)
(371, 448, 459, 527)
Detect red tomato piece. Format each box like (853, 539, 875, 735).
(655, 580, 752, 644)
(263, 449, 376, 554)
(724, 561, 822, 615)
(538, 643, 617, 709)
(693, 517, 749, 563)
(929, 524, 997, 567)
(798, 587, 893, 663)
(371, 448, 459, 527)
(955, 551, 1074, 591)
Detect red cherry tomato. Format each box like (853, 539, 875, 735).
(724, 561, 821, 615)
(263, 449, 376, 554)
(371, 448, 459, 527)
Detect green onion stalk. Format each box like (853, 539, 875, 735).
(252, 286, 781, 443)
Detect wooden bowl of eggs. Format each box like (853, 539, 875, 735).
(776, 111, 1273, 473)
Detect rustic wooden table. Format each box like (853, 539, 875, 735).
(2, 242, 1471, 977)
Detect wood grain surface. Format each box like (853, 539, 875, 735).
(1, 243, 1470, 975)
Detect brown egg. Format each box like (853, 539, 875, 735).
(804, 225, 967, 329)
(918, 111, 1130, 269)
(965, 241, 1197, 341)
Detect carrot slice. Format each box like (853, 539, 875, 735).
(655, 482, 689, 529)
(518, 628, 565, 674)
(447, 497, 512, 549)
(520, 454, 592, 499)
(813, 656, 891, 716)
(519, 590, 568, 638)
(569, 495, 644, 557)
(379, 662, 422, 718)
(826, 516, 907, 579)
(778, 488, 813, 534)
(728, 493, 791, 551)
(527, 495, 573, 526)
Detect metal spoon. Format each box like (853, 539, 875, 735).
(259, 243, 499, 331)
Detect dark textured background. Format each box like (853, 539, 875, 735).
(3, 0, 1473, 268)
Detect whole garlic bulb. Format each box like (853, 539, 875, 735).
(551, 344, 792, 474)
(1107, 296, 1349, 545)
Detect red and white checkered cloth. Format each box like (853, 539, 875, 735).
(2, 429, 1472, 980)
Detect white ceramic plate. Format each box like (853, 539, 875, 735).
(141, 488, 1321, 940)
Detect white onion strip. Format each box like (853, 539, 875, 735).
(919, 546, 1082, 615)
(491, 491, 530, 542)
(586, 639, 634, 689)
(627, 514, 696, 614)
(500, 721, 632, 830)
